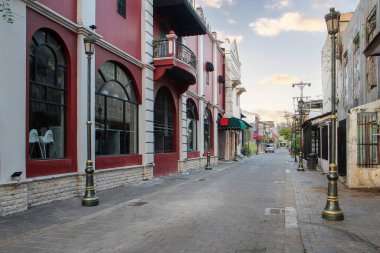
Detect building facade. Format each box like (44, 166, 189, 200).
(0, 0, 245, 216)
(320, 0, 380, 188)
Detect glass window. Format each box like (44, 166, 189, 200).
(357, 112, 378, 167)
(187, 99, 198, 152)
(29, 30, 66, 160)
(204, 108, 212, 151)
(353, 34, 360, 105)
(95, 62, 138, 156)
(117, 0, 126, 18)
(154, 88, 175, 153)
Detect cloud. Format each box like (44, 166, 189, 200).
(265, 0, 290, 10)
(227, 19, 237, 24)
(262, 74, 301, 85)
(249, 12, 325, 36)
(198, 0, 235, 8)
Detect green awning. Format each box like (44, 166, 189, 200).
(218, 117, 246, 131)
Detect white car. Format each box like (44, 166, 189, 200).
(265, 144, 275, 153)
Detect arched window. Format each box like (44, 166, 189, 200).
(204, 108, 212, 151)
(187, 99, 198, 152)
(154, 87, 174, 153)
(29, 30, 67, 159)
(95, 62, 138, 155)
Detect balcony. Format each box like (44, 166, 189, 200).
(153, 0, 207, 37)
(153, 32, 197, 87)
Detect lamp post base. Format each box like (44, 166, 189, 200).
(82, 197, 99, 207)
(322, 210, 344, 221)
(297, 152, 304, 171)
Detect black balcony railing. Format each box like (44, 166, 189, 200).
(153, 40, 197, 70)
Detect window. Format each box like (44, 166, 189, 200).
(117, 0, 126, 18)
(353, 34, 360, 105)
(367, 7, 377, 89)
(187, 99, 198, 152)
(29, 30, 66, 159)
(154, 87, 175, 153)
(343, 51, 348, 108)
(95, 62, 138, 156)
(204, 108, 212, 151)
(321, 125, 328, 160)
(357, 112, 379, 167)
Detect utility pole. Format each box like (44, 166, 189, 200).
(292, 82, 311, 171)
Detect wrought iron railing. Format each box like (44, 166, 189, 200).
(153, 40, 197, 70)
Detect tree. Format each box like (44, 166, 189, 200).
(279, 127, 291, 141)
(0, 0, 14, 23)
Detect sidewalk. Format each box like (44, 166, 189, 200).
(289, 158, 380, 253)
(0, 160, 238, 242)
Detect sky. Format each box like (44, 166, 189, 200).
(196, 0, 360, 121)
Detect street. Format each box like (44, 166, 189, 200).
(0, 149, 380, 253)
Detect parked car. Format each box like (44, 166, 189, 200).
(265, 143, 274, 153)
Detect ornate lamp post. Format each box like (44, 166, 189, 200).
(292, 82, 311, 171)
(82, 26, 99, 207)
(322, 8, 344, 221)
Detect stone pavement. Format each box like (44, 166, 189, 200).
(0, 150, 379, 253)
(289, 159, 380, 253)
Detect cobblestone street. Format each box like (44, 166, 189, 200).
(0, 149, 379, 253)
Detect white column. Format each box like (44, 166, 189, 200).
(197, 35, 205, 155)
(76, 0, 96, 173)
(212, 41, 218, 157)
(179, 94, 187, 161)
(140, 0, 154, 165)
(0, 0, 26, 182)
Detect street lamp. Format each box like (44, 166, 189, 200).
(322, 8, 344, 221)
(82, 25, 99, 207)
(292, 82, 311, 171)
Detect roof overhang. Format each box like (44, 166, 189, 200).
(154, 0, 207, 37)
(218, 117, 247, 131)
(364, 31, 380, 56)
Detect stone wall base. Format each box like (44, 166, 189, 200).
(0, 166, 153, 216)
(179, 156, 218, 173)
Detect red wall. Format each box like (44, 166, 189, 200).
(186, 36, 199, 95)
(38, 0, 77, 22)
(96, 0, 141, 60)
(217, 50, 225, 110)
(26, 9, 78, 177)
(202, 35, 214, 102)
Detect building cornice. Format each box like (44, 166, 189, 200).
(23, 0, 146, 69)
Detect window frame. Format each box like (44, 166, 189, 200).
(186, 99, 198, 152)
(357, 112, 379, 167)
(95, 61, 139, 157)
(26, 25, 77, 178)
(117, 0, 127, 18)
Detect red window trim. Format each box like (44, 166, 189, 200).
(26, 9, 78, 178)
(95, 154, 143, 170)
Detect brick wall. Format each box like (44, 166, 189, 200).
(179, 156, 218, 172)
(0, 165, 153, 216)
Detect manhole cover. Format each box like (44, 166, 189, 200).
(198, 178, 206, 181)
(265, 208, 285, 215)
(129, 201, 149, 207)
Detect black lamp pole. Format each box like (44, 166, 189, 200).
(82, 26, 99, 207)
(292, 82, 311, 171)
(322, 8, 344, 221)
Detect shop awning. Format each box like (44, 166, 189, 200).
(218, 117, 246, 131)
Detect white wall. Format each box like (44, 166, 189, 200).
(0, 0, 27, 183)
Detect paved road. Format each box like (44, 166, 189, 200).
(0, 151, 303, 253)
(0, 150, 303, 253)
